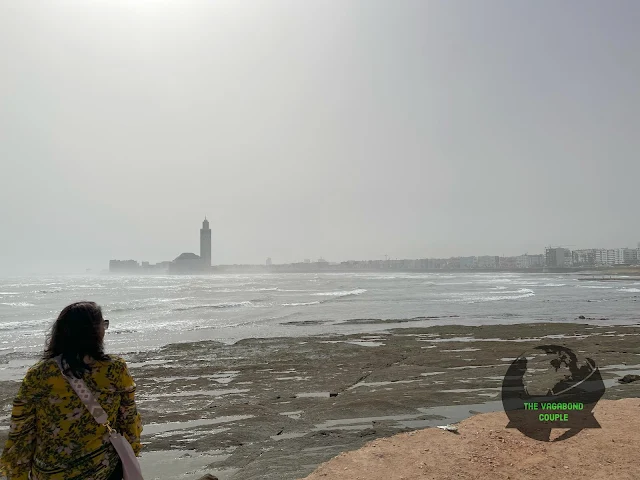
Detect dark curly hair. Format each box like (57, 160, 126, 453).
(44, 301, 109, 378)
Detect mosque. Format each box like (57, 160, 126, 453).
(168, 218, 212, 273)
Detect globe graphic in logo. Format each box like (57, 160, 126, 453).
(501, 345, 605, 442)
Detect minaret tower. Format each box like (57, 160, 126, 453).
(200, 217, 212, 267)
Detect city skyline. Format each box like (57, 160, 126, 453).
(10, 218, 640, 274)
(6, 210, 640, 274)
(108, 224, 640, 273)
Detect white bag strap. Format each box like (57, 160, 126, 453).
(54, 355, 112, 429)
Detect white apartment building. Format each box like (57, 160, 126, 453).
(594, 248, 638, 265)
(516, 254, 545, 268)
(477, 256, 499, 269)
(598, 249, 607, 265)
(572, 249, 596, 266)
(615, 248, 638, 265)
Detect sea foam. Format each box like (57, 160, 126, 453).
(312, 289, 367, 297)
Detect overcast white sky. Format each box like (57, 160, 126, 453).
(1, 0, 639, 274)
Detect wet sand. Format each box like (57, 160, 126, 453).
(1, 322, 640, 479)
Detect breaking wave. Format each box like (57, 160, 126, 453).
(0, 302, 35, 307)
(173, 301, 255, 311)
(619, 288, 640, 293)
(312, 289, 367, 298)
(109, 328, 139, 335)
(214, 287, 308, 293)
(454, 288, 535, 303)
(282, 301, 321, 307)
(111, 306, 153, 313)
(576, 285, 613, 289)
(0, 318, 48, 331)
(110, 297, 193, 313)
(477, 278, 513, 284)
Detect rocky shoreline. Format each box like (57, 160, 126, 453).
(1, 322, 640, 479)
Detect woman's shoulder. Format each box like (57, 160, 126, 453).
(30, 355, 128, 370)
(95, 355, 132, 377)
(19, 358, 62, 390)
(102, 355, 128, 366)
(94, 356, 136, 390)
(26, 358, 59, 377)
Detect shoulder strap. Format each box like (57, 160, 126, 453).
(54, 355, 110, 425)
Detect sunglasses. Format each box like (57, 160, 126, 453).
(103, 319, 110, 329)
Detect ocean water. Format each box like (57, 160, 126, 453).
(1, 272, 639, 357)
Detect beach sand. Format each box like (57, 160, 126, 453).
(303, 398, 640, 480)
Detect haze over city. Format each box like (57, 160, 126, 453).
(1, 0, 639, 275)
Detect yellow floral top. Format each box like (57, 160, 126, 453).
(1, 356, 142, 480)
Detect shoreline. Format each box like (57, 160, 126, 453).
(103, 266, 640, 275)
(3, 313, 640, 366)
(1, 322, 640, 479)
(4, 270, 640, 358)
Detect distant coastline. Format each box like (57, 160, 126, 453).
(102, 264, 640, 275)
(107, 220, 640, 275)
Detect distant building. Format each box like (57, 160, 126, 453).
(572, 249, 596, 266)
(200, 217, 212, 267)
(155, 261, 172, 271)
(266, 257, 272, 266)
(477, 256, 499, 269)
(516, 254, 545, 268)
(111, 218, 213, 274)
(109, 259, 173, 274)
(499, 256, 518, 269)
(170, 252, 206, 273)
(594, 249, 609, 265)
(459, 256, 477, 269)
(532, 254, 545, 267)
(304, 259, 311, 264)
(614, 248, 637, 265)
(594, 248, 638, 265)
(427, 258, 446, 269)
(594, 248, 618, 265)
(109, 260, 139, 273)
(443, 257, 461, 269)
(164, 218, 213, 274)
(545, 248, 571, 267)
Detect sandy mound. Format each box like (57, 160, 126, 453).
(302, 398, 640, 480)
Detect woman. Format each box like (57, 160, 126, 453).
(1, 302, 142, 480)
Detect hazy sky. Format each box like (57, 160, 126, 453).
(1, 0, 639, 274)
